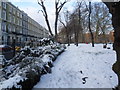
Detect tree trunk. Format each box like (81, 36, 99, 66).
(75, 30, 79, 46)
(55, 13, 58, 42)
(66, 28, 70, 46)
(45, 17, 53, 36)
(89, 2, 94, 47)
(67, 34, 70, 46)
(38, 1, 53, 37)
(104, 2, 120, 88)
(74, 23, 78, 46)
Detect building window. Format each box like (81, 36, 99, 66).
(13, 8, 16, 15)
(16, 18, 18, 25)
(20, 19, 22, 26)
(2, 36, 3, 44)
(20, 13, 22, 18)
(1, 22, 6, 32)
(8, 24, 11, 32)
(2, 2, 6, 9)
(12, 26, 15, 32)
(2, 10, 6, 20)
(17, 11, 19, 17)
(12, 15, 15, 24)
(9, 6, 12, 13)
(8, 13, 12, 22)
(16, 27, 19, 33)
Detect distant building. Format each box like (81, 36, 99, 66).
(0, 1, 49, 46)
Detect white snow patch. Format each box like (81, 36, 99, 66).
(0, 74, 26, 89)
(34, 44, 118, 88)
(41, 55, 51, 63)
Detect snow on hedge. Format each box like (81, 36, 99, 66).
(1, 74, 26, 89)
(0, 42, 66, 89)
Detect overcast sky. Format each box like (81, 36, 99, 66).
(11, 0, 102, 34)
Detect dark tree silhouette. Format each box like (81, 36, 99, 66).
(104, 1, 120, 89)
(38, 0, 53, 36)
(59, 10, 70, 46)
(89, 2, 94, 47)
(55, 0, 68, 41)
(38, 0, 68, 41)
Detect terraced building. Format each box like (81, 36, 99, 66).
(0, 1, 49, 46)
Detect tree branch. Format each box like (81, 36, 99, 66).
(57, 1, 67, 13)
(38, 0, 53, 36)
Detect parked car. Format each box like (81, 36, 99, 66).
(0, 45, 14, 60)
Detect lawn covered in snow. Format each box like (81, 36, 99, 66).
(34, 44, 118, 88)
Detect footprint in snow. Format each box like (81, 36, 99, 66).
(110, 76, 112, 78)
(80, 71, 83, 74)
(97, 82, 100, 84)
(59, 68, 61, 70)
(82, 77, 88, 84)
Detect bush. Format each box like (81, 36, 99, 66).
(0, 42, 66, 89)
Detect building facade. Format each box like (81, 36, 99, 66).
(0, 2, 2, 45)
(0, 1, 49, 46)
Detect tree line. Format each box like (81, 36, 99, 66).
(37, 0, 113, 47)
(58, 1, 113, 47)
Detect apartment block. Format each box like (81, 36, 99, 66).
(0, 2, 2, 45)
(0, 1, 49, 46)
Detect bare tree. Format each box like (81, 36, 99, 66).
(91, 2, 113, 44)
(58, 1, 87, 45)
(55, 0, 68, 41)
(99, 3, 112, 44)
(76, 1, 84, 43)
(69, 12, 79, 46)
(38, 0, 53, 36)
(38, 0, 68, 41)
(59, 10, 70, 46)
(78, 1, 94, 46)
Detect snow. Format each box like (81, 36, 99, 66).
(41, 54, 52, 63)
(34, 44, 118, 88)
(0, 43, 65, 89)
(0, 55, 4, 64)
(0, 74, 26, 89)
(0, 45, 6, 48)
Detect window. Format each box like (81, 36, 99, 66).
(12, 26, 15, 32)
(18, 19, 20, 25)
(20, 19, 22, 26)
(2, 10, 6, 20)
(16, 18, 18, 25)
(2, 2, 6, 9)
(1, 22, 6, 32)
(8, 13, 12, 22)
(13, 8, 16, 15)
(17, 11, 20, 17)
(23, 21, 25, 27)
(9, 5, 12, 13)
(8, 24, 11, 32)
(12, 16, 15, 24)
(19, 27, 22, 34)
(2, 36, 4, 44)
(20, 13, 22, 18)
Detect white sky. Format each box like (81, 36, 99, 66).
(10, 0, 102, 34)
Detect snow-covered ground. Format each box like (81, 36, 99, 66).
(33, 44, 118, 88)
